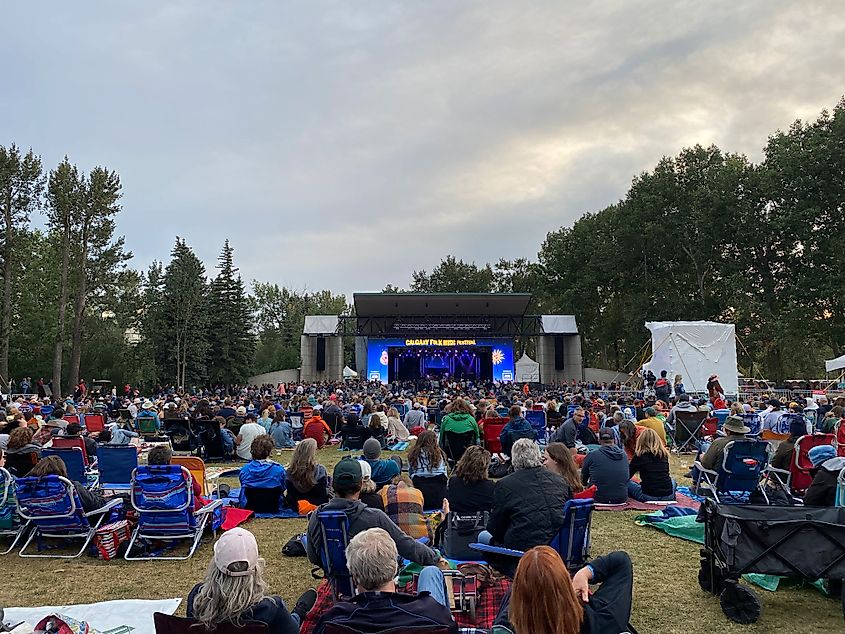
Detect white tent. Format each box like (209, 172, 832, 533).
(342, 366, 358, 379)
(642, 321, 739, 395)
(515, 353, 540, 383)
(825, 354, 845, 373)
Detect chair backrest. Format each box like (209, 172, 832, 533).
(792, 434, 835, 492)
(136, 416, 158, 435)
(5, 451, 39, 478)
(316, 510, 355, 599)
(702, 417, 718, 437)
(716, 440, 771, 495)
(226, 417, 246, 435)
(525, 410, 547, 438)
(324, 625, 452, 634)
(194, 419, 226, 460)
(712, 409, 731, 426)
(549, 498, 594, 571)
(243, 486, 284, 514)
(96, 444, 139, 489)
(15, 475, 91, 533)
(834, 420, 845, 457)
(153, 612, 268, 634)
(83, 413, 106, 433)
(480, 418, 508, 453)
(63, 414, 81, 426)
(836, 467, 845, 508)
(52, 436, 90, 465)
(740, 412, 762, 437)
(442, 430, 476, 462)
(130, 465, 195, 534)
(0, 466, 18, 531)
(171, 456, 208, 496)
(42, 447, 87, 483)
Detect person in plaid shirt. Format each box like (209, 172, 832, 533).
(379, 474, 432, 541)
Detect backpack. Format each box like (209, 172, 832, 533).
(282, 532, 308, 557)
(442, 511, 490, 560)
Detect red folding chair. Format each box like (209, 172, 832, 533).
(83, 412, 106, 434)
(702, 416, 719, 437)
(479, 417, 508, 454)
(51, 436, 91, 466)
(63, 414, 81, 426)
(791, 433, 835, 493)
(835, 419, 845, 457)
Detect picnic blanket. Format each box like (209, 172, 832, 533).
(594, 493, 700, 512)
(210, 487, 308, 519)
(4, 599, 181, 634)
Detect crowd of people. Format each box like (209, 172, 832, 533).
(3, 373, 845, 633)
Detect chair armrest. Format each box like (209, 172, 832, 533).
(84, 497, 124, 517)
(207, 472, 223, 480)
(468, 543, 525, 558)
(693, 461, 716, 476)
(195, 499, 224, 514)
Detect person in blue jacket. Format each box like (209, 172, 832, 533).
(238, 435, 286, 510)
(499, 405, 536, 457)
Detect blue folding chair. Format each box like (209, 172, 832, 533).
(741, 412, 762, 437)
(525, 410, 547, 444)
(469, 499, 594, 573)
(124, 465, 222, 561)
(96, 444, 138, 491)
(693, 439, 773, 503)
(42, 448, 91, 486)
(15, 474, 121, 558)
(314, 510, 355, 599)
(0, 467, 26, 555)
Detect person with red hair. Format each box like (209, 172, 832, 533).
(494, 546, 634, 633)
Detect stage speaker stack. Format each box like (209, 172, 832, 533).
(316, 337, 326, 372)
(554, 336, 565, 370)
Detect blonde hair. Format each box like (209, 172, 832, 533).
(191, 558, 269, 627)
(635, 427, 668, 459)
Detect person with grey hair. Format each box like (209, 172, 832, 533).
(314, 528, 458, 633)
(477, 438, 571, 572)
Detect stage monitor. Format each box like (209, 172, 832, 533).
(366, 338, 515, 384)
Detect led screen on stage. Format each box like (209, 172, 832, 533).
(366, 338, 515, 384)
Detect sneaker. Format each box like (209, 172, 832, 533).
(293, 588, 317, 621)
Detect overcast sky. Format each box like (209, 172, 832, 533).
(2, 2, 844, 295)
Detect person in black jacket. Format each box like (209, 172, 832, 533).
(627, 428, 675, 502)
(445, 445, 494, 514)
(479, 439, 571, 557)
(340, 412, 367, 450)
(804, 445, 844, 506)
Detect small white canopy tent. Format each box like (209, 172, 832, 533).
(825, 354, 845, 373)
(342, 366, 358, 379)
(515, 353, 540, 383)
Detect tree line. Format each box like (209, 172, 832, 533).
(384, 98, 845, 382)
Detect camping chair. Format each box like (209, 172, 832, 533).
(153, 612, 267, 634)
(171, 456, 209, 496)
(761, 412, 796, 442)
(525, 410, 547, 444)
(82, 413, 106, 434)
(441, 430, 476, 464)
(0, 467, 26, 555)
(313, 509, 356, 599)
(124, 465, 222, 561)
(470, 499, 594, 575)
(288, 413, 304, 441)
(62, 414, 81, 426)
(135, 415, 165, 441)
(480, 417, 508, 454)
(242, 486, 285, 514)
(701, 417, 719, 438)
(836, 467, 845, 508)
(672, 411, 708, 453)
(226, 416, 246, 436)
(51, 436, 91, 466)
(41, 448, 91, 486)
(162, 419, 198, 452)
(693, 440, 773, 503)
(15, 474, 121, 558)
(834, 419, 845, 457)
(5, 451, 39, 478)
(741, 412, 762, 438)
(96, 444, 139, 491)
(194, 419, 227, 461)
(790, 434, 835, 494)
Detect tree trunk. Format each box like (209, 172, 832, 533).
(52, 221, 72, 398)
(67, 220, 90, 392)
(1, 187, 13, 383)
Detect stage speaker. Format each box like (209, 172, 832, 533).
(554, 336, 565, 371)
(316, 337, 326, 372)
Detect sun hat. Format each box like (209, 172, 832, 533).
(362, 438, 382, 460)
(805, 398, 819, 411)
(333, 457, 363, 486)
(213, 527, 259, 576)
(723, 415, 751, 434)
(808, 445, 835, 468)
(142, 400, 153, 409)
(236, 405, 247, 416)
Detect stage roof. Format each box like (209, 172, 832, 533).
(353, 293, 532, 317)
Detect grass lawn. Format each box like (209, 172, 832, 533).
(1, 447, 842, 633)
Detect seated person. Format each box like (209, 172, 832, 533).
(137, 400, 161, 430)
(340, 412, 367, 450)
(380, 474, 431, 540)
(99, 423, 138, 445)
(581, 430, 629, 504)
(187, 527, 316, 633)
(361, 438, 401, 486)
(446, 445, 495, 514)
(5, 426, 42, 462)
(147, 444, 208, 511)
(627, 428, 675, 502)
(365, 414, 387, 448)
(699, 416, 749, 471)
(386, 406, 410, 441)
(550, 406, 592, 456)
(499, 405, 536, 457)
(542, 442, 586, 497)
(803, 445, 845, 506)
(636, 407, 667, 444)
(358, 460, 385, 511)
(438, 398, 480, 447)
(284, 438, 330, 511)
(494, 546, 634, 634)
(407, 430, 448, 510)
(302, 406, 333, 449)
(63, 422, 97, 459)
(269, 411, 295, 449)
(403, 402, 427, 433)
(480, 439, 571, 554)
(236, 414, 267, 461)
(770, 417, 807, 471)
(306, 457, 441, 569)
(238, 436, 286, 511)
(315, 527, 457, 634)
(216, 416, 236, 457)
(28, 455, 109, 513)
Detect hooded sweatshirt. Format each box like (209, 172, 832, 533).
(238, 459, 286, 507)
(581, 444, 629, 504)
(306, 497, 438, 569)
(803, 457, 845, 507)
(438, 412, 480, 444)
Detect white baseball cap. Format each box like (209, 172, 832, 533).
(214, 528, 259, 576)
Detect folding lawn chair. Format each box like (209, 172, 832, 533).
(96, 444, 139, 491)
(41, 447, 91, 486)
(0, 467, 26, 555)
(82, 412, 106, 434)
(480, 417, 508, 454)
(693, 439, 774, 503)
(5, 451, 39, 478)
(836, 467, 845, 508)
(15, 474, 121, 558)
(162, 419, 198, 452)
(194, 418, 227, 461)
(834, 419, 845, 457)
(525, 410, 547, 445)
(63, 414, 81, 426)
(442, 430, 476, 463)
(761, 412, 796, 442)
(740, 412, 762, 438)
(135, 415, 165, 441)
(442, 510, 490, 560)
(672, 411, 708, 453)
(470, 498, 594, 575)
(171, 456, 209, 496)
(242, 486, 285, 514)
(153, 612, 267, 634)
(790, 433, 835, 494)
(124, 465, 222, 561)
(288, 413, 304, 441)
(51, 435, 92, 466)
(313, 509, 356, 599)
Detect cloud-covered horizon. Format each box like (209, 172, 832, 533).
(2, 1, 844, 294)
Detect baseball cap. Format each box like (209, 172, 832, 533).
(599, 430, 614, 442)
(333, 457, 363, 486)
(359, 459, 373, 482)
(213, 527, 259, 576)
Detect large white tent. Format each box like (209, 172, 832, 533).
(342, 366, 358, 378)
(515, 353, 540, 382)
(642, 321, 739, 395)
(825, 354, 845, 373)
